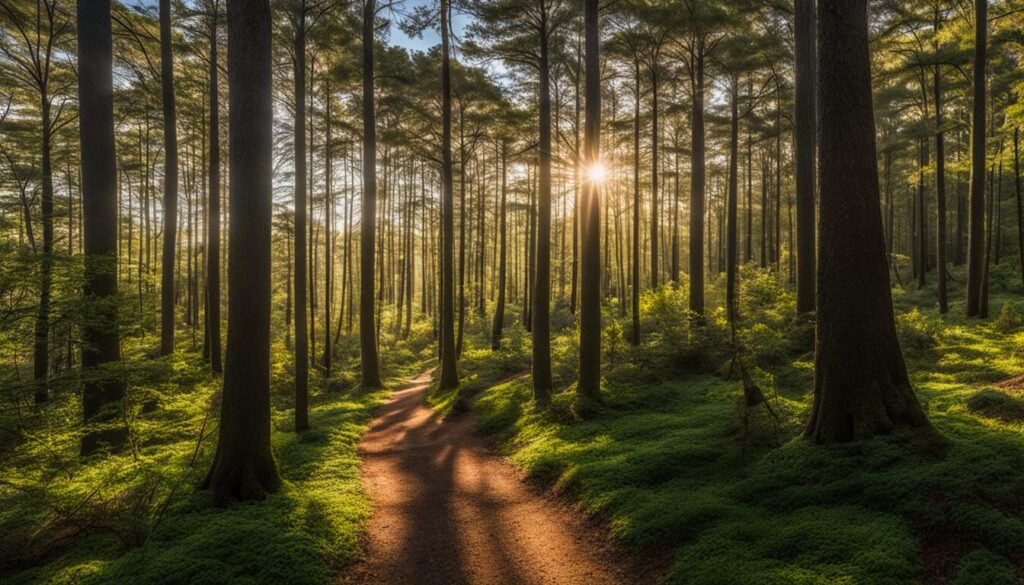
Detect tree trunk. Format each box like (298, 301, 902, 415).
(531, 20, 553, 401)
(203, 0, 281, 502)
(631, 60, 641, 345)
(491, 141, 509, 350)
(438, 0, 459, 390)
(205, 8, 222, 376)
(650, 66, 659, 290)
(159, 0, 178, 356)
(293, 6, 309, 431)
(934, 52, 948, 313)
(806, 0, 936, 445)
(78, 0, 127, 454)
(577, 0, 601, 401)
(360, 0, 383, 388)
(726, 78, 739, 323)
(794, 0, 816, 314)
(689, 56, 706, 314)
(966, 0, 986, 317)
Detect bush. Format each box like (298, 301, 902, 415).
(896, 308, 942, 353)
(993, 302, 1024, 334)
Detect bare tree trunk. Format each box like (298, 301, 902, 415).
(159, 0, 178, 356)
(438, 0, 459, 389)
(360, 0, 383, 388)
(806, 0, 937, 445)
(203, 0, 281, 501)
(578, 0, 601, 401)
(78, 0, 127, 454)
(966, 0, 987, 317)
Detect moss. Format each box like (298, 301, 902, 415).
(0, 342, 390, 585)
(458, 266, 1024, 583)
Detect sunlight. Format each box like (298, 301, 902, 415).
(585, 162, 608, 185)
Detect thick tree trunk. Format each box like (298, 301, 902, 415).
(794, 0, 816, 314)
(806, 0, 936, 445)
(77, 0, 127, 454)
(966, 0, 986, 317)
(360, 0, 383, 388)
(577, 0, 601, 401)
(159, 0, 178, 356)
(203, 0, 281, 502)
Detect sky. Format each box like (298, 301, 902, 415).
(135, 0, 469, 55)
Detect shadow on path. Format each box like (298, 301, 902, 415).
(342, 371, 633, 585)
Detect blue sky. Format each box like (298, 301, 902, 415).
(137, 0, 468, 55)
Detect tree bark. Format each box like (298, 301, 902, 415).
(806, 0, 936, 445)
(966, 0, 986, 317)
(438, 0, 459, 390)
(159, 0, 178, 356)
(531, 19, 553, 401)
(360, 0, 383, 388)
(491, 140, 508, 350)
(77, 0, 127, 454)
(794, 0, 816, 314)
(577, 0, 601, 401)
(293, 4, 309, 431)
(203, 0, 281, 502)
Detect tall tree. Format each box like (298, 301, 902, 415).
(965, 0, 986, 317)
(794, 0, 816, 315)
(77, 0, 127, 455)
(159, 0, 178, 356)
(438, 0, 459, 389)
(205, 0, 222, 374)
(805, 0, 936, 444)
(203, 0, 282, 502)
(293, 0, 310, 431)
(0, 0, 71, 402)
(359, 0, 383, 388)
(577, 0, 600, 401)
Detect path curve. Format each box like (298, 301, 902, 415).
(342, 371, 637, 585)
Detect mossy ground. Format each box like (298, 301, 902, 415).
(0, 315, 437, 584)
(453, 260, 1024, 584)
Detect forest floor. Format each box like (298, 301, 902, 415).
(342, 370, 646, 585)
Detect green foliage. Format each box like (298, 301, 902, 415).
(0, 341, 388, 585)
(457, 271, 1024, 584)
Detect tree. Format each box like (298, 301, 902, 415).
(159, 0, 178, 356)
(359, 0, 383, 389)
(805, 0, 936, 444)
(203, 0, 282, 502)
(293, 0, 310, 431)
(204, 0, 222, 374)
(466, 0, 573, 402)
(965, 0, 986, 317)
(438, 0, 459, 389)
(77, 0, 127, 455)
(794, 0, 815, 315)
(577, 0, 600, 401)
(0, 0, 73, 402)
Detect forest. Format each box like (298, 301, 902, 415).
(2, 0, 1024, 583)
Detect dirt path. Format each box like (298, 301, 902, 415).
(343, 371, 637, 585)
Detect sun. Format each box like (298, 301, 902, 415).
(585, 162, 608, 184)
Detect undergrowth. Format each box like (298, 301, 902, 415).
(457, 262, 1024, 584)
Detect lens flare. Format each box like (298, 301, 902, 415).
(586, 162, 607, 184)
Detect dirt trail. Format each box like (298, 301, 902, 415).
(343, 371, 637, 585)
